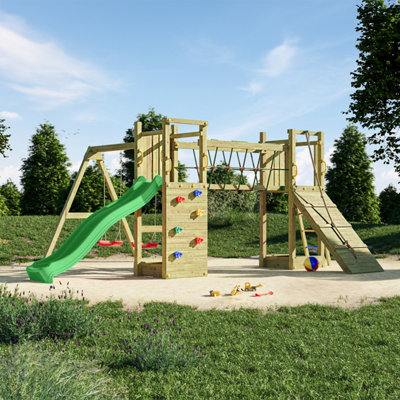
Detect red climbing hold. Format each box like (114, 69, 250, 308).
(176, 196, 185, 203)
(195, 237, 204, 244)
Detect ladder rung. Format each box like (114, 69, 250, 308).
(320, 224, 352, 229)
(302, 229, 315, 233)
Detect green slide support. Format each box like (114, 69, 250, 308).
(26, 175, 162, 284)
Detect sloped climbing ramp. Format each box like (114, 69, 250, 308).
(293, 190, 383, 274)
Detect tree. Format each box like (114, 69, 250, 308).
(20, 123, 71, 215)
(325, 125, 381, 223)
(379, 184, 400, 223)
(122, 108, 166, 186)
(0, 119, 11, 157)
(177, 161, 188, 182)
(347, 0, 400, 174)
(0, 180, 21, 215)
(0, 195, 9, 216)
(67, 164, 127, 212)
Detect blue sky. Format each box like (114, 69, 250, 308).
(0, 0, 398, 193)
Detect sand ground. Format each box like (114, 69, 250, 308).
(1, 255, 399, 311)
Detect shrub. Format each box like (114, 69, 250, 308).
(379, 184, 400, 224)
(107, 314, 205, 371)
(0, 345, 118, 400)
(0, 285, 98, 343)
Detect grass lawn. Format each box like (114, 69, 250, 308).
(0, 212, 399, 264)
(0, 213, 399, 398)
(1, 287, 400, 399)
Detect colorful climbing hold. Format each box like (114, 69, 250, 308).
(174, 226, 183, 234)
(193, 190, 202, 197)
(195, 237, 204, 244)
(173, 251, 183, 259)
(176, 196, 185, 203)
(195, 209, 205, 217)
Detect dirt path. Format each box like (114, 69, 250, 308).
(1, 255, 399, 311)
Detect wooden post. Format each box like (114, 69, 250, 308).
(198, 122, 208, 183)
(287, 129, 297, 269)
(45, 154, 90, 257)
(162, 119, 171, 278)
(134, 208, 142, 275)
(170, 125, 178, 182)
(316, 131, 325, 265)
(134, 121, 143, 179)
(259, 131, 267, 267)
(96, 158, 135, 257)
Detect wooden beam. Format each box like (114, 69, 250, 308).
(87, 142, 135, 154)
(207, 140, 285, 152)
(141, 129, 163, 136)
(45, 157, 90, 257)
(141, 225, 163, 233)
(170, 131, 200, 139)
(171, 125, 178, 182)
(165, 117, 208, 126)
(66, 212, 92, 219)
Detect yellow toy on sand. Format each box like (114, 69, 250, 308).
(244, 282, 263, 292)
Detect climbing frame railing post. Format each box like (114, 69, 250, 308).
(287, 129, 297, 270)
(259, 131, 267, 268)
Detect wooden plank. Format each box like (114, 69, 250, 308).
(174, 141, 199, 150)
(141, 225, 163, 233)
(296, 141, 319, 147)
(66, 212, 92, 219)
(297, 211, 309, 257)
(165, 117, 207, 126)
(88, 142, 135, 154)
(292, 129, 320, 136)
(207, 140, 285, 152)
(171, 131, 200, 139)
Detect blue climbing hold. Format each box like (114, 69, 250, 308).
(193, 190, 202, 197)
(173, 251, 183, 259)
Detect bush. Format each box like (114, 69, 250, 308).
(107, 314, 205, 371)
(0, 285, 98, 343)
(0, 180, 21, 215)
(379, 184, 400, 224)
(0, 345, 117, 400)
(208, 190, 257, 217)
(0, 194, 9, 216)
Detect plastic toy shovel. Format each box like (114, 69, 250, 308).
(254, 291, 274, 297)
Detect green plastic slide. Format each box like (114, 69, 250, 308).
(26, 175, 162, 284)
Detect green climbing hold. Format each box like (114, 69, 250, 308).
(174, 226, 183, 234)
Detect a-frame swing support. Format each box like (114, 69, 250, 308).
(45, 144, 135, 258)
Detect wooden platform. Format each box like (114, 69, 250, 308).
(293, 191, 383, 274)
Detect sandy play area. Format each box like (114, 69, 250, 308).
(1, 255, 400, 310)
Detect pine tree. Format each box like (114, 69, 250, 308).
(325, 125, 381, 223)
(20, 123, 71, 215)
(379, 184, 400, 224)
(0, 180, 21, 215)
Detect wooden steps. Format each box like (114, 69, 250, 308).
(293, 191, 383, 274)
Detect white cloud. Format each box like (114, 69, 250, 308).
(0, 164, 20, 186)
(240, 81, 263, 95)
(0, 15, 117, 108)
(0, 111, 20, 120)
(373, 165, 400, 194)
(259, 39, 299, 77)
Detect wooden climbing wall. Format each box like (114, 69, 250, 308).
(293, 190, 383, 274)
(162, 182, 208, 278)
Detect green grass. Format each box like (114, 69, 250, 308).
(2, 293, 400, 399)
(0, 212, 399, 264)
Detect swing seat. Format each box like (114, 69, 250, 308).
(131, 242, 159, 249)
(97, 240, 124, 247)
